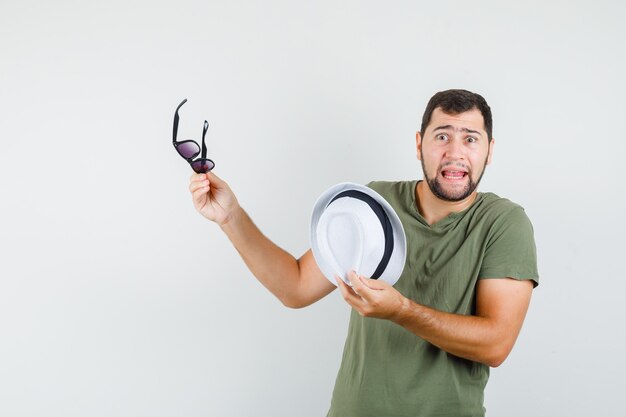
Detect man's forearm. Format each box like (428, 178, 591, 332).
(391, 278, 533, 367)
(340, 274, 533, 367)
(392, 300, 506, 367)
(219, 206, 301, 305)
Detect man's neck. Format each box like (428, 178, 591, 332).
(415, 181, 478, 225)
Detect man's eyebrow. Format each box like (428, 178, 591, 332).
(462, 128, 482, 136)
(432, 125, 482, 136)
(432, 125, 453, 133)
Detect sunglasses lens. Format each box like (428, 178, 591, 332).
(176, 141, 200, 160)
(191, 159, 215, 173)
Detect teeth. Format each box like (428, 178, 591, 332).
(443, 171, 466, 178)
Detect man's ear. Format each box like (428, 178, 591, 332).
(416, 131, 422, 161)
(487, 138, 495, 165)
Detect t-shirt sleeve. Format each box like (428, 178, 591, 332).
(478, 206, 539, 287)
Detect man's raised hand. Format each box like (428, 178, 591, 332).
(189, 172, 241, 226)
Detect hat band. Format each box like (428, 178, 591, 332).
(329, 190, 394, 280)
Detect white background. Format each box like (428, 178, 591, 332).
(1, 0, 624, 415)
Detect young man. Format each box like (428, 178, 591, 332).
(188, 89, 539, 416)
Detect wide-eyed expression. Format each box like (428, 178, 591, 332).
(417, 107, 494, 202)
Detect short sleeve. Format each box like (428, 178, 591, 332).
(479, 207, 539, 287)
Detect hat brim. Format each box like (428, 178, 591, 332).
(310, 182, 407, 287)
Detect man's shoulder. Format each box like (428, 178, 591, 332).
(366, 180, 416, 197)
(475, 192, 532, 228)
(478, 191, 523, 210)
(477, 191, 525, 211)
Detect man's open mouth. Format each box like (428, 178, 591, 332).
(441, 170, 468, 179)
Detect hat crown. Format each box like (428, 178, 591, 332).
(317, 199, 385, 277)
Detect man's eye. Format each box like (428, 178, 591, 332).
(436, 134, 447, 141)
(466, 136, 477, 143)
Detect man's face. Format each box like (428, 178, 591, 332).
(417, 107, 494, 202)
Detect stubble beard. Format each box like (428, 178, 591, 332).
(420, 156, 489, 202)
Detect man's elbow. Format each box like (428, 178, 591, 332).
(281, 298, 306, 309)
(486, 355, 506, 368)
(279, 294, 312, 309)
(484, 343, 514, 368)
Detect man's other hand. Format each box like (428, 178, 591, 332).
(336, 271, 408, 320)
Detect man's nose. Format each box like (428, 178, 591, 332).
(444, 138, 465, 160)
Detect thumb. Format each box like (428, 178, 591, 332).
(206, 171, 227, 187)
(359, 276, 389, 291)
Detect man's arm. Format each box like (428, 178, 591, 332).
(337, 272, 533, 367)
(190, 172, 335, 308)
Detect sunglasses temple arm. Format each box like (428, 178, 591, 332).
(173, 112, 179, 144)
(173, 98, 188, 144)
(201, 120, 209, 159)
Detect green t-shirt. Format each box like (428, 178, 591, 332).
(327, 180, 539, 417)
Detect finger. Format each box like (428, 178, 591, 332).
(190, 172, 209, 182)
(359, 276, 388, 291)
(348, 271, 379, 304)
(189, 178, 210, 193)
(347, 271, 369, 295)
(336, 276, 362, 304)
(206, 171, 226, 187)
(192, 185, 209, 204)
(339, 274, 358, 293)
(335, 275, 351, 294)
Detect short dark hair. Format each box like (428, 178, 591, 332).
(420, 89, 493, 141)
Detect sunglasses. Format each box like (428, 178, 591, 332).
(172, 98, 215, 173)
